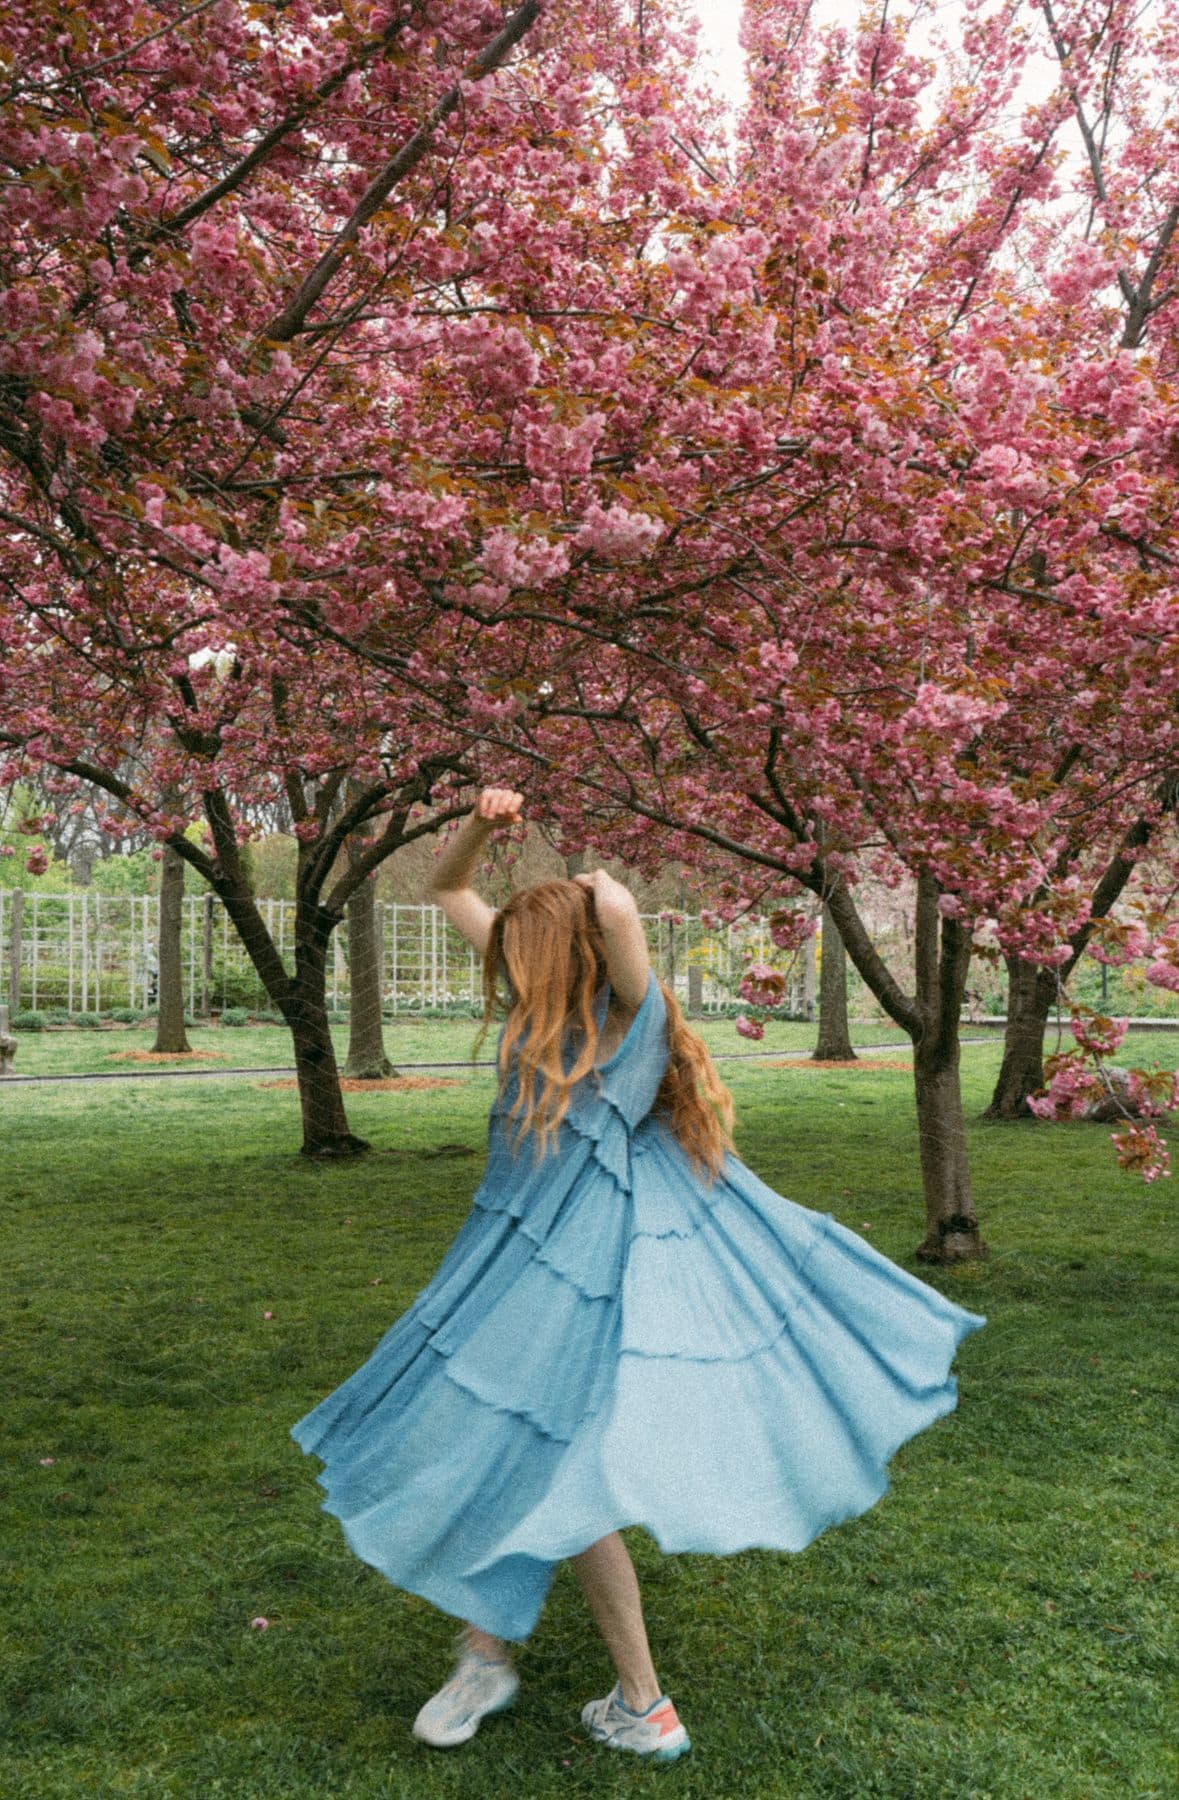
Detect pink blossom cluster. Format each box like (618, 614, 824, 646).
(665, 229, 769, 324)
(900, 683, 1006, 746)
(767, 909, 814, 952)
(465, 687, 525, 727)
(518, 411, 606, 480)
(573, 503, 664, 562)
(1110, 1125, 1171, 1184)
(1145, 926, 1179, 994)
(738, 963, 788, 1007)
(479, 529, 571, 589)
(1069, 1012, 1129, 1058)
(448, 317, 541, 403)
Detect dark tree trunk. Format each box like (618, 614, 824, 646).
(344, 874, 394, 1079)
(813, 903, 855, 1060)
(913, 1043, 982, 1262)
(982, 811, 1162, 1120)
(819, 870, 986, 1264)
(983, 954, 1059, 1119)
(284, 894, 370, 1157)
(910, 879, 987, 1263)
(288, 975, 369, 1157)
(152, 844, 191, 1053)
(192, 791, 369, 1159)
(200, 891, 214, 1018)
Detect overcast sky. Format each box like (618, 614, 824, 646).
(689, 1, 872, 110)
(690, 0, 746, 104)
(689, 0, 1062, 117)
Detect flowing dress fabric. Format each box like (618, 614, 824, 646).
(291, 974, 986, 1641)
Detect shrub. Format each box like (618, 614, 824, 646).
(254, 1010, 285, 1025)
(73, 1011, 105, 1028)
(108, 1007, 143, 1024)
(44, 1007, 72, 1025)
(11, 1010, 47, 1031)
(208, 968, 268, 1011)
(219, 1007, 250, 1027)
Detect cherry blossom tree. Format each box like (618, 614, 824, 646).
(981, 0, 1179, 1118)
(0, 0, 720, 1150)
(814, 905, 856, 1063)
(153, 839, 191, 1053)
(4, 0, 1174, 1212)
(400, 0, 1179, 1255)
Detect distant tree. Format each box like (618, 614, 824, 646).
(814, 906, 855, 1064)
(153, 841, 191, 1053)
(0, 0, 715, 1149)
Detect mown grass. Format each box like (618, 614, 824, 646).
(7, 1013, 916, 1079)
(1, 1045, 1175, 1799)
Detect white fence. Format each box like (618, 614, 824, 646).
(0, 890, 793, 1018)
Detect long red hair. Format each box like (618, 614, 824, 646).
(476, 880, 734, 1177)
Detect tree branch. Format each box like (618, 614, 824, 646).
(151, 6, 419, 239)
(264, 0, 541, 342)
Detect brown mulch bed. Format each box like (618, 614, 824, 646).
(769, 1057, 913, 1072)
(105, 1049, 228, 1063)
(258, 1075, 461, 1093)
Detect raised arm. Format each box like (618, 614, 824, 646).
(573, 868, 650, 1010)
(422, 788, 523, 955)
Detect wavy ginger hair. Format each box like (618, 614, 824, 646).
(476, 880, 734, 1178)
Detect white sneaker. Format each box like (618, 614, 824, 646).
(412, 1646, 520, 1748)
(581, 1682, 691, 1761)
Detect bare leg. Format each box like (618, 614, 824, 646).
(572, 1532, 662, 1712)
(462, 1622, 511, 1662)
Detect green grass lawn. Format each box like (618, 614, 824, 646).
(2, 1046, 1175, 1798)
(7, 1013, 916, 1079)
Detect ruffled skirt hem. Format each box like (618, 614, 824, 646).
(291, 1124, 986, 1642)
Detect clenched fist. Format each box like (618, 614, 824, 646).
(475, 787, 524, 827)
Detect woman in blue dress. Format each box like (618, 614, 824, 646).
(291, 787, 986, 1763)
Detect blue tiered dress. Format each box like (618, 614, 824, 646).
(291, 973, 986, 1641)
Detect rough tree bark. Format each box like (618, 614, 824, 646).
(287, 896, 368, 1154)
(816, 871, 987, 1262)
(184, 794, 370, 1157)
(908, 876, 984, 1261)
(813, 902, 856, 1061)
(152, 843, 191, 1053)
(984, 811, 1161, 1119)
(343, 871, 394, 1079)
(984, 953, 1059, 1119)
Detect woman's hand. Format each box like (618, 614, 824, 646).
(475, 787, 524, 828)
(573, 867, 637, 922)
(573, 869, 649, 1008)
